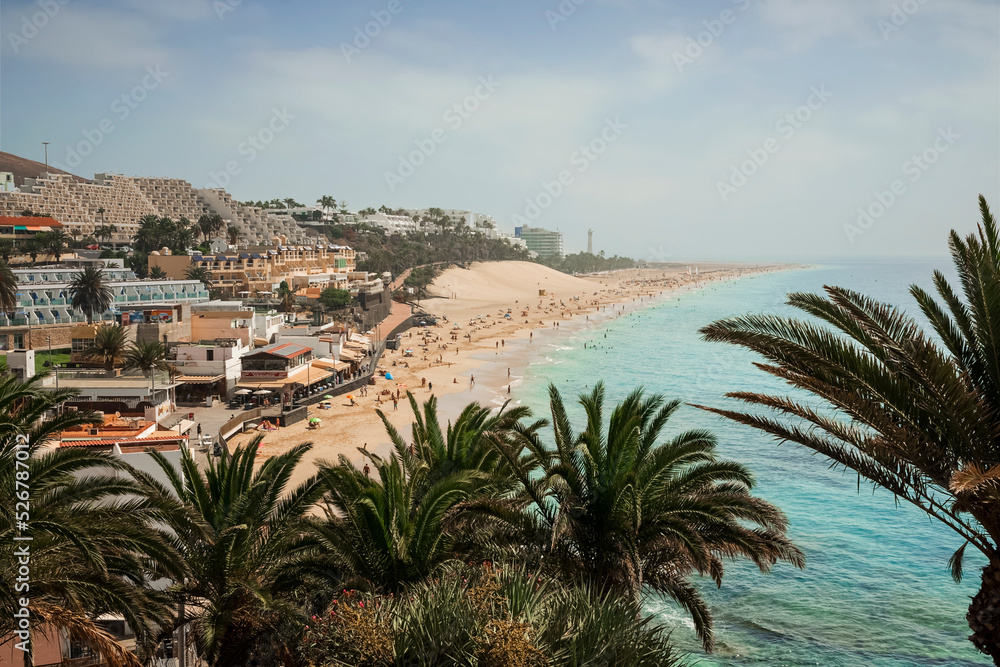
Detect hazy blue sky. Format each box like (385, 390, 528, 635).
(1, 0, 997, 259)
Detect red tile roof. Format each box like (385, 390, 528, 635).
(0, 216, 63, 228)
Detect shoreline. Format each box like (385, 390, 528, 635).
(230, 261, 803, 487)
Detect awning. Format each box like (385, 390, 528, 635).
(237, 366, 332, 390)
(175, 374, 224, 384)
(339, 349, 362, 361)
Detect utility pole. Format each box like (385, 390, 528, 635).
(42, 142, 50, 169)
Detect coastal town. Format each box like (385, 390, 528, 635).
(0, 150, 790, 665)
(2, 2, 996, 666)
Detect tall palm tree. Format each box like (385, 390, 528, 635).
(0, 260, 16, 317)
(125, 339, 170, 398)
(226, 224, 240, 245)
(698, 195, 1000, 660)
(148, 265, 167, 280)
(82, 324, 129, 371)
(42, 229, 68, 262)
(0, 373, 186, 667)
(491, 382, 804, 652)
(317, 195, 336, 215)
(69, 266, 114, 324)
(23, 238, 40, 264)
(143, 436, 323, 667)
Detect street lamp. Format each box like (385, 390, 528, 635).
(42, 142, 49, 169)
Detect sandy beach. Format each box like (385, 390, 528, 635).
(229, 260, 795, 487)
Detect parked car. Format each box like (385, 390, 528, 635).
(86, 244, 99, 250)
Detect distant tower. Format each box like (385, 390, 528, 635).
(587, 229, 593, 254)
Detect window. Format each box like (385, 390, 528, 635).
(72, 338, 93, 353)
(13, 334, 24, 349)
(206, 350, 214, 361)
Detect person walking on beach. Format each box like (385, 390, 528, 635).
(363, 462, 370, 478)
(470, 375, 475, 388)
(428, 381, 433, 392)
(393, 397, 398, 411)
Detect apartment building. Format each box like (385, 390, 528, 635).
(2, 267, 209, 329)
(515, 224, 564, 257)
(0, 171, 309, 246)
(149, 242, 357, 298)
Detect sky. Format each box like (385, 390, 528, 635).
(0, 0, 997, 260)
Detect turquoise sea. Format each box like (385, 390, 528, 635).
(460, 260, 990, 667)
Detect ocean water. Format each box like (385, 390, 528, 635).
(471, 260, 990, 667)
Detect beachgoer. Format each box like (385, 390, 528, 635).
(363, 463, 370, 477)
(470, 375, 475, 388)
(428, 381, 433, 392)
(393, 397, 398, 411)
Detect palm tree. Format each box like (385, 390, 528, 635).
(0, 373, 186, 666)
(82, 324, 129, 371)
(491, 382, 804, 652)
(314, 452, 479, 592)
(0, 239, 12, 262)
(185, 266, 212, 290)
(125, 339, 170, 398)
(0, 261, 16, 317)
(23, 238, 40, 263)
(226, 224, 239, 245)
(698, 195, 1000, 660)
(380, 392, 541, 491)
(317, 195, 337, 216)
(69, 266, 114, 324)
(196, 214, 216, 241)
(143, 436, 323, 667)
(43, 229, 68, 261)
(148, 265, 167, 280)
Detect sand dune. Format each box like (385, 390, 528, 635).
(423, 261, 599, 320)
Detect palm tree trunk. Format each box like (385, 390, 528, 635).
(968, 558, 1000, 664)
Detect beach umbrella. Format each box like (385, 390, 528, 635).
(254, 389, 272, 395)
(235, 389, 252, 395)
(309, 418, 321, 424)
(385, 372, 394, 380)
(323, 394, 333, 399)
(346, 394, 355, 400)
